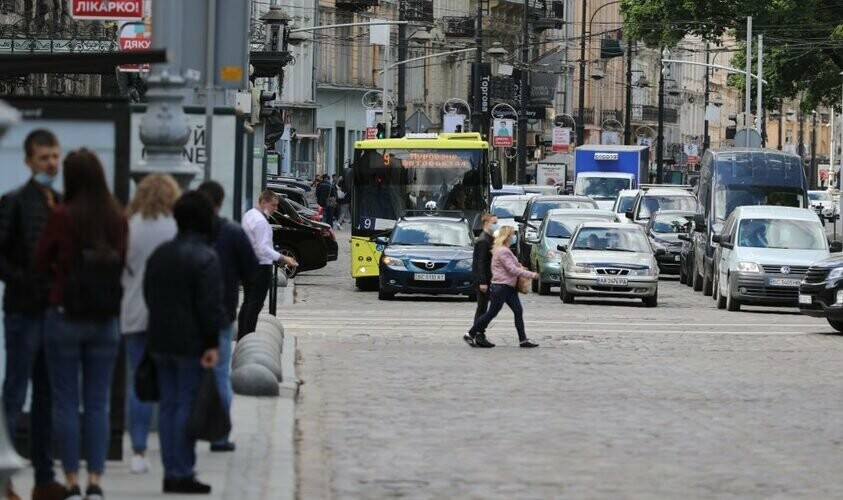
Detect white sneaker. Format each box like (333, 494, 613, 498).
(130, 454, 149, 474)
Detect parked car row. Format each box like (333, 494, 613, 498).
(269, 194, 337, 278)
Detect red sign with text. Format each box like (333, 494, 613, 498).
(366, 127, 377, 140)
(118, 21, 151, 72)
(72, 0, 143, 21)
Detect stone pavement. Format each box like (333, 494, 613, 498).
(288, 228, 843, 499)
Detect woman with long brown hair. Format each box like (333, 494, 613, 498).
(467, 225, 539, 348)
(36, 149, 128, 500)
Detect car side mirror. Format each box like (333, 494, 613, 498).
(490, 160, 503, 190)
(711, 233, 721, 243)
(375, 236, 389, 246)
(625, 209, 634, 220)
(719, 234, 734, 249)
(556, 244, 568, 252)
(831, 241, 843, 253)
(693, 214, 707, 232)
(654, 248, 666, 256)
(514, 216, 525, 223)
(526, 236, 539, 244)
(677, 233, 690, 241)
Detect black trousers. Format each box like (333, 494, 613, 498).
(237, 264, 273, 340)
(473, 284, 490, 325)
(469, 284, 527, 342)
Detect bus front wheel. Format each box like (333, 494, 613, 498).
(356, 277, 379, 291)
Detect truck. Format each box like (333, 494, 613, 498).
(573, 145, 650, 209)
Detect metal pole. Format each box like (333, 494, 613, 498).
(517, 0, 529, 184)
(472, 0, 484, 136)
(203, 0, 216, 182)
(777, 101, 783, 150)
(703, 43, 710, 153)
(624, 38, 632, 145)
(396, 0, 406, 137)
(657, 48, 665, 184)
(744, 16, 752, 147)
(383, 26, 391, 137)
(811, 111, 818, 189)
(576, 0, 586, 146)
(798, 108, 804, 159)
(756, 34, 763, 138)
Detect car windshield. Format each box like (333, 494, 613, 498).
(651, 214, 693, 234)
(637, 194, 698, 220)
(572, 227, 650, 252)
(530, 200, 596, 220)
(491, 198, 529, 219)
(615, 196, 635, 213)
(714, 185, 805, 222)
(575, 177, 631, 200)
(546, 215, 616, 238)
(809, 191, 831, 202)
(737, 218, 826, 250)
(389, 221, 473, 247)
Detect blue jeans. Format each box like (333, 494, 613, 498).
(44, 309, 119, 475)
(124, 332, 153, 453)
(2, 313, 55, 485)
(154, 354, 202, 480)
(469, 284, 527, 342)
(212, 323, 234, 445)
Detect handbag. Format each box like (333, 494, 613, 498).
(134, 352, 159, 402)
(517, 276, 531, 294)
(187, 369, 231, 442)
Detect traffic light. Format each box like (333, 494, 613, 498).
(249, 89, 276, 125)
(264, 109, 285, 148)
(725, 113, 737, 140)
(376, 123, 385, 139)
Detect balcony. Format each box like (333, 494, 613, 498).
(641, 105, 678, 124)
(573, 108, 596, 125)
(442, 16, 474, 38)
(336, 0, 378, 13)
(404, 0, 433, 24)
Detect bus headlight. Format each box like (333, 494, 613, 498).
(454, 259, 472, 271)
(382, 256, 406, 270)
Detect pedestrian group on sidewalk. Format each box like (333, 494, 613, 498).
(0, 129, 296, 500)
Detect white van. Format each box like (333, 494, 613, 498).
(713, 205, 842, 311)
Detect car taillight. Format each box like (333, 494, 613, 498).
(321, 227, 335, 239)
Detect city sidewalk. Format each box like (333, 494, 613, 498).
(9, 391, 296, 500)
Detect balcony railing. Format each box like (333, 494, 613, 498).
(442, 16, 474, 38)
(336, 0, 378, 13)
(641, 105, 677, 124)
(573, 108, 596, 125)
(404, 0, 433, 23)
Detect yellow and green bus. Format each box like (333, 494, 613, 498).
(347, 132, 493, 290)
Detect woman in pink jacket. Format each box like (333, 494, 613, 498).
(467, 225, 539, 348)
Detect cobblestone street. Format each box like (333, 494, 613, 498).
(283, 230, 843, 499)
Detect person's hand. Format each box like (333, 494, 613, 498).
(201, 348, 219, 369)
(284, 255, 299, 267)
(479, 284, 488, 293)
(532, 272, 540, 280)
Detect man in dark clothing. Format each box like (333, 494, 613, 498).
(464, 213, 497, 347)
(197, 181, 257, 452)
(315, 174, 337, 228)
(0, 129, 64, 500)
(145, 191, 223, 494)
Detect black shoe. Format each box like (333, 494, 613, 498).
(462, 333, 476, 347)
(210, 441, 236, 452)
(84, 484, 104, 500)
(520, 339, 539, 348)
(474, 333, 495, 348)
(163, 477, 211, 494)
(62, 485, 82, 500)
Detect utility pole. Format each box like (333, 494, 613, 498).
(471, 0, 484, 136)
(777, 101, 783, 150)
(396, 0, 407, 137)
(744, 16, 752, 147)
(703, 43, 710, 153)
(624, 38, 632, 145)
(798, 108, 804, 160)
(657, 47, 668, 184)
(811, 110, 818, 189)
(517, 0, 529, 184)
(576, 0, 586, 146)
(756, 34, 763, 140)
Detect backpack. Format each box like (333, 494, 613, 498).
(62, 245, 123, 321)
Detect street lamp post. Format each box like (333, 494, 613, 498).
(703, 43, 710, 153)
(576, 0, 586, 146)
(396, 0, 407, 137)
(471, 0, 485, 137)
(517, 0, 529, 184)
(624, 38, 633, 145)
(657, 47, 670, 184)
(811, 110, 818, 189)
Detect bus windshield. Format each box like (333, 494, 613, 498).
(352, 149, 485, 232)
(575, 177, 631, 200)
(714, 185, 805, 222)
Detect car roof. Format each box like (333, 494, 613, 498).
(641, 188, 695, 197)
(546, 208, 617, 218)
(577, 172, 635, 178)
(617, 189, 639, 197)
(531, 195, 594, 202)
(399, 216, 468, 224)
(731, 205, 822, 222)
(491, 194, 535, 203)
(651, 210, 696, 217)
(577, 221, 641, 230)
(268, 183, 306, 194)
(492, 185, 525, 193)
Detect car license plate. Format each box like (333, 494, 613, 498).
(798, 294, 813, 305)
(597, 276, 628, 286)
(674, 255, 681, 262)
(768, 278, 800, 287)
(414, 273, 445, 282)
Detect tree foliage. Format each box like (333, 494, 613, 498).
(621, 0, 843, 110)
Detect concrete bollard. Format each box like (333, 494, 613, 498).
(232, 341, 280, 367)
(252, 330, 284, 352)
(231, 364, 280, 397)
(257, 314, 284, 336)
(232, 349, 283, 381)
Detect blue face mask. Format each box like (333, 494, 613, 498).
(33, 172, 55, 188)
(511, 234, 518, 246)
(488, 223, 499, 233)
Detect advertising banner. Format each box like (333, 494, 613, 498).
(492, 119, 514, 147)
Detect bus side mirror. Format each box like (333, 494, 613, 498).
(490, 160, 503, 190)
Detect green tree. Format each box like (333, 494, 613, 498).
(621, 0, 843, 110)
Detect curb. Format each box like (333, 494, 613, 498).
(279, 278, 295, 306)
(279, 333, 300, 397)
(267, 333, 299, 500)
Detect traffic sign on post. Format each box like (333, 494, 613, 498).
(552, 127, 570, 152)
(71, 0, 143, 20)
(493, 119, 514, 147)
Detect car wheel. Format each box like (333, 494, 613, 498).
(642, 290, 658, 307)
(355, 277, 379, 291)
(538, 274, 551, 296)
(559, 278, 574, 304)
(702, 267, 713, 296)
(378, 288, 395, 300)
(692, 261, 703, 292)
(715, 273, 726, 309)
(827, 319, 843, 332)
(531, 269, 539, 293)
(278, 246, 300, 279)
(679, 262, 687, 284)
(726, 276, 741, 312)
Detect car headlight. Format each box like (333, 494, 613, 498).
(567, 263, 595, 274)
(545, 249, 558, 259)
(828, 267, 843, 280)
(736, 261, 762, 273)
(381, 256, 406, 270)
(628, 267, 657, 277)
(454, 258, 472, 271)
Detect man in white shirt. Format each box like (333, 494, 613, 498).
(238, 189, 298, 339)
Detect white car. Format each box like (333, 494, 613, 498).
(612, 189, 639, 223)
(489, 194, 535, 229)
(808, 190, 837, 219)
(713, 205, 837, 311)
